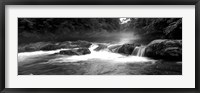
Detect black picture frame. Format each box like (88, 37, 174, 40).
(0, 0, 199, 93)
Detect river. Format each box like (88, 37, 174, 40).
(18, 43, 181, 75)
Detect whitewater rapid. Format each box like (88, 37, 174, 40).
(18, 48, 70, 62)
(18, 43, 155, 63)
(48, 43, 154, 63)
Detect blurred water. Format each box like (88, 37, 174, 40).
(18, 42, 155, 64)
(47, 43, 154, 63)
(18, 48, 70, 62)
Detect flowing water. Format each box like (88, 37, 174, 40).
(18, 43, 153, 64)
(131, 46, 146, 57)
(18, 48, 70, 62)
(18, 42, 183, 75)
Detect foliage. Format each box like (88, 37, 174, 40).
(18, 18, 120, 34)
(18, 18, 120, 44)
(18, 18, 182, 44)
(125, 18, 182, 39)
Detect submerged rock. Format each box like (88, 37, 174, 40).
(145, 39, 182, 61)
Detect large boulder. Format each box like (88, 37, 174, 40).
(76, 48, 91, 55)
(71, 40, 92, 48)
(57, 41, 75, 48)
(59, 50, 79, 55)
(59, 48, 91, 55)
(145, 39, 182, 61)
(117, 43, 140, 55)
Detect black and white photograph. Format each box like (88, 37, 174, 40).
(18, 18, 182, 75)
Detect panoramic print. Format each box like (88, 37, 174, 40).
(18, 18, 182, 75)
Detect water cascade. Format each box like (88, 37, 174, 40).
(132, 46, 146, 57)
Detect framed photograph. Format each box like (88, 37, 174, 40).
(0, 0, 199, 93)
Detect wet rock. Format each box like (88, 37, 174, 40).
(94, 44, 107, 51)
(117, 44, 140, 55)
(71, 40, 92, 48)
(145, 39, 182, 61)
(108, 45, 121, 52)
(58, 40, 92, 49)
(76, 48, 91, 55)
(58, 41, 74, 48)
(59, 48, 91, 55)
(59, 50, 79, 55)
(40, 44, 59, 51)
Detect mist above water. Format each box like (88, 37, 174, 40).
(87, 31, 140, 44)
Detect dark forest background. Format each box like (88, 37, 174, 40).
(18, 18, 182, 44)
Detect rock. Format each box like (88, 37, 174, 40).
(58, 41, 81, 48)
(94, 44, 107, 51)
(59, 48, 91, 55)
(59, 50, 79, 55)
(76, 48, 91, 55)
(71, 40, 92, 48)
(108, 44, 122, 53)
(145, 39, 182, 61)
(58, 40, 92, 49)
(117, 44, 140, 55)
(40, 44, 59, 51)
